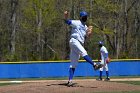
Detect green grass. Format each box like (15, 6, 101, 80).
(0, 83, 20, 86)
(93, 91, 140, 93)
(0, 76, 140, 81)
(114, 81, 140, 85)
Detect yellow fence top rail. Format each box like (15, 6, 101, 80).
(0, 59, 139, 64)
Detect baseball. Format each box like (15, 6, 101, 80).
(88, 26, 93, 30)
(64, 11, 68, 15)
(88, 26, 93, 32)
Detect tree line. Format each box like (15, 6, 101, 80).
(0, 0, 139, 61)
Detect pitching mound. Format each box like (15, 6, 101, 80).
(0, 79, 140, 93)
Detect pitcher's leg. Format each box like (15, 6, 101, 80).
(70, 39, 96, 67)
(68, 48, 80, 83)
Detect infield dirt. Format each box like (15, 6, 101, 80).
(0, 78, 140, 93)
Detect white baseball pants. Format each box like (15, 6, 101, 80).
(69, 38, 87, 68)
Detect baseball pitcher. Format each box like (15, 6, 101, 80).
(64, 11, 102, 86)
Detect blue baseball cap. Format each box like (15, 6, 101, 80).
(80, 11, 88, 17)
(98, 41, 103, 45)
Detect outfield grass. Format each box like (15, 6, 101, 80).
(0, 76, 140, 81)
(94, 91, 140, 93)
(114, 81, 140, 85)
(0, 83, 20, 86)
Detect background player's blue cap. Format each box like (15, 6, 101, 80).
(80, 11, 88, 17)
(98, 41, 103, 45)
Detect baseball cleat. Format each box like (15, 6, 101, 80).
(66, 81, 74, 87)
(96, 78, 102, 81)
(104, 78, 110, 81)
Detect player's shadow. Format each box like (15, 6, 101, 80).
(46, 82, 97, 88)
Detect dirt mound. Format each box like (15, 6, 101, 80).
(0, 79, 140, 93)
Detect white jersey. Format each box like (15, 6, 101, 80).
(100, 46, 108, 60)
(70, 20, 88, 44)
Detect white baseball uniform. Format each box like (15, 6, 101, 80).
(69, 20, 88, 68)
(100, 46, 109, 71)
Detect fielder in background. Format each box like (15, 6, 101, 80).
(64, 11, 102, 86)
(97, 41, 110, 81)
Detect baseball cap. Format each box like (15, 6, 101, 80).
(80, 11, 88, 17)
(98, 41, 103, 45)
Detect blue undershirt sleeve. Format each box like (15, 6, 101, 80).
(65, 19, 72, 25)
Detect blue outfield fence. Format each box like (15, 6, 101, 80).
(0, 60, 140, 78)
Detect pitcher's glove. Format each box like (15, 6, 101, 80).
(93, 64, 103, 70)
(106, 57, 111, 64)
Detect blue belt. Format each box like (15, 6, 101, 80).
(71, 37, 84, 46)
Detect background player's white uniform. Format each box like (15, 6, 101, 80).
(96, 41, 110, 81)
(69, 20, 88, 68)
(100, 46, 109, 71)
